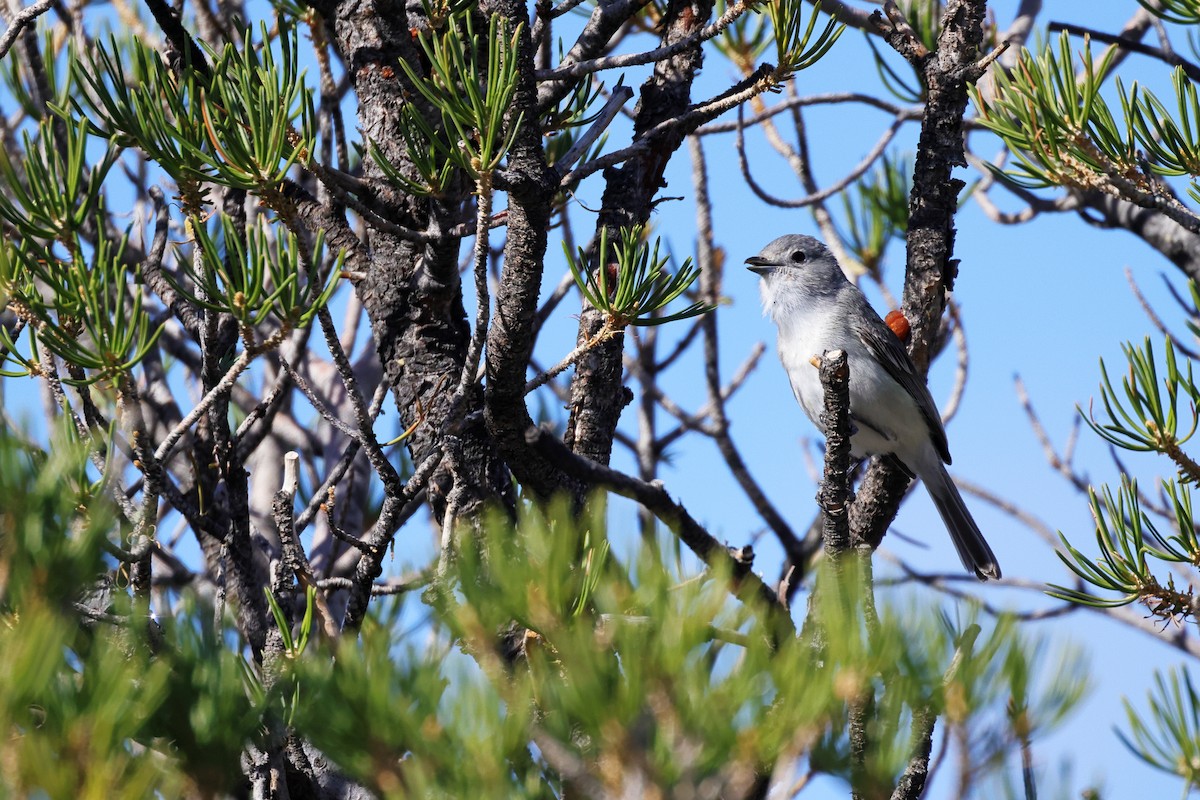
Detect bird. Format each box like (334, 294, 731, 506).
(746, 233, 1000, 580)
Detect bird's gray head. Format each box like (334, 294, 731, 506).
(745, 234, 847, 320)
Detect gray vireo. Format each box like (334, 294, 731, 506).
(747, 234, 1000, 580)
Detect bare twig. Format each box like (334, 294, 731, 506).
(554, 84, 634, 177)
(939, 299, 968, 425)
(1047, 19, 1200, 82)
(0, 0, 57, 59)
(561, 65, 777, 187)
(817, 350, 852, 555)
(526, 318, 619, 394)
(528, 425, 796, 640)
(295, 382, 390, 533)
(315, 306, 404, 494)
(154, 348, 255, 464)
(690, 135, 807, 566)
(535, 0, 755, 82)
(271, 452, 339, 639)
(1126, 266, 1200, 360)
(736, 107, 909, 209)
(1013, 375, 1089, 493)
(696, 92, 920, 136)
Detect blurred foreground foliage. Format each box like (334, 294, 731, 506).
(0, 426, 1087, 797)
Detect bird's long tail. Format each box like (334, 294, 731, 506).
(921, 462, 1001, 580)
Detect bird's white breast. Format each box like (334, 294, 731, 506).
(764, 283, 929, 462)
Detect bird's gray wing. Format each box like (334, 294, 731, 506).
(848, 299, 952, 464)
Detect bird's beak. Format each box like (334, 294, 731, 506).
(745, 256, 776, 275)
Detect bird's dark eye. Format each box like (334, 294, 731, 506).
(790, 250, 807, 264)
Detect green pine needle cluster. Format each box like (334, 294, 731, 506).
(0, 426, 1087, 797)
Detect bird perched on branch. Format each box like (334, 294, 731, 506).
(747, 233, 1000, 580)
